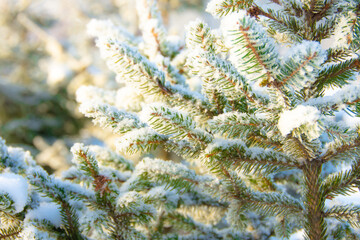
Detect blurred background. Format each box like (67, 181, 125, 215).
(0, 0, 213, 174)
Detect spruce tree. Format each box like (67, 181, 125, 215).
(1, 0, 360, 239)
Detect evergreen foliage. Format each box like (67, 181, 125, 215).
(1, 0, 360, 239)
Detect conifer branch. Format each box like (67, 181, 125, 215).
(89, 146, 134, 171)
(136, 0, 169, 59)
(137, 0, 186, 85)
(204, 140, 299, 174)
(144, 105, 213, 147)
(99, 39, 172, 97)
(78, 102, 146, 135)
(74, 147, 113, 196)
(87, 19, 140, 47)
(221, 168, 303, 217)
(0, 226, 22, 240)
(248, 5, 279, 22)
(303, 163, 327, 240)
(320, 137, 360, 163)
(134, 158, 208, 192)
(60, 202, 83, 240)
(325, 205, 360, 228)
(72, 145, 153, 239)
(206, 0, 254, 18)
(311, 58, 360, 93)
(276, 53, 317, 88)
(96, 33, 215, 119)
(304, 84, 360, 112)
(188, 51, 264, 106)
(321, 159, 360, 199)
(247, 133, 283, 150)
(273, 41, 326, 93)
(325, 48, 353, 63)
(186, 20, 216, 53)
(28, 168, 87, 239)
(209, 112, 263, 139)
(237, 26, 273, 84)
(116, 128, 168, 154)
(163, 139, 201, 158)
(283, 136, 314, 161)
(3, 0, 360, 239)
(222, 13, 279, 86)
(261, 9, 304, 41)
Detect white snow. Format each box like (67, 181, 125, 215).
(0, 173, 28, 213)
(87, 19, 138, 45)
(206, 0, 250, 18)
(117, 191, 140, 208)
(269, 229, 305, 239)
(283, 41, 324, 61)
(220, 11, 249, 41)
(135, 0, 167, 60)
(76, 85, 116, 106)
(304, 84, 360, 111)
(19, 224, 56, 240)
(8, 146, 37, 170)
(87, 19, 117, 38)
(115, 86, 143, 111)
(220, 11, 279, 84)
(78, 100, 144, 135)
(135, 157, 197, 181)
(326, 188, 360, 207)
(278, 105, 320, 137)
(211, 111, 249, 124)
(206, 0, 222, 17)
(206, 138, 291, 163)
(70, 143, 88, 164)
(116, 190, 156, 216)
(115, 127, 165, 152)
(289, 229, 305, 240)
(334, 110, 360, 129)
(332, 12, 357, 48)
(146, 186, 180, 206)
(26, 202, 62, 227)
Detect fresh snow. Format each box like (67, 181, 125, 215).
(326, 188, 360, 207)
(87, 19, 139, 45)
(289, 229, 305, 240)
(304, 84, 360, 111)
(19, 224, 56, 240)
(76, 85, 116, 106)
(26, 202, 62, 227)
(146, 186, 180, 206)
(269, 229, 304, 240)
(332, 12, 357, 48)
(115, 127, 165, 152)
(7, 146, 36, 170)
(0, 173, 28, 213)
(205, 0, 222, 18)
(220, 11, 279, 84)
(206, 138, 291, 163)
(278, 105, 320, 138)
(116, 191, 156, 216)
